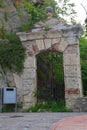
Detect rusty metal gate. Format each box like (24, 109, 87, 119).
(37, 51, 65, 102)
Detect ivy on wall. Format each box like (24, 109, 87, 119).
(0, 32, 25, 72)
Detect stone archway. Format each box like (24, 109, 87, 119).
(16, 18, 82, 110)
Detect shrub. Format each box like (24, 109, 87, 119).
(0, 33, 25, 72)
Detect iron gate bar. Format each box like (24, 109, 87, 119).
(37, 51, 65, 102)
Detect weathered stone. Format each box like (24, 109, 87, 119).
(64, 77, 82, 89)
(64, 65, 81, 77)
(0, 0, 22, 32)
(52, 38, 61, 44)
(66, 37, 79, 45)
(45, 18, 65, 27)
(46, 30, 62, 38)
(22, 68, 36, 79)
(22, 79, 33, 85)
(43, 38, 51, 49)
(58, 38, 68, 52)
(74, 97, 87, 112)
(61, 24, 82, 37)
(64, 44, 79, 54)
(64, 53, 80, 66)
(36, 39, 45, 51)
(22, 85, 31, 92)
(24, 56, 36, 68)
(6, 70, 16, 87)
(65, 94, 80, 109)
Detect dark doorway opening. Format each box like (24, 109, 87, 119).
(36, 51, 65, 102)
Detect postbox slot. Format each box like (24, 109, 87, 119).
(6, 88, 13, 91)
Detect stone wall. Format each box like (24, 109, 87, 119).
(0, 0, 45, 32)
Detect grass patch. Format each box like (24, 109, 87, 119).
(2, 104, 16, 112)
(26, 101, 73, 112)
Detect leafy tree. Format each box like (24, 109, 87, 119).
(56, 0, 76, 22)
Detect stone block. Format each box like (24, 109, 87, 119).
(43, 38, 51, 49)
(22, 79, 33, 86)
(64, 77, 82, 89)
(66, 37, 79, 45)
(23, 85, 31, 92)
(36, 39, 45, 51)
(64, 65, 81, 77)
(65, 94, 80, 109)
(32, 32, 45, 39)
(46, 30, 62, 38)
(17, 32, 44, 41)
(74, 97, 87, 112)
(64, 44, 79, 54)
(58, 38, 68, 52)
(24, 56, 36, 68)
(52, 38, 61, 44)
(61, 24, 82, 38)
(64, 53, 80, 66)
(23, 68, 36, 79)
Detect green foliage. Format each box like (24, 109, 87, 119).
(0, 33, 25, 72)
(44, 24, 50, 31)
(55, 0, 76, 22)
(80, 37, 87, 96)
(2, 104, 16, 112)
(0, 19, 7, 39)
(0, 27, 7, 39)
(20, 22, 34, 31)
(23, 2, 46, 30)
(4, 11, 9, 21)
(85, 17, 87, 36)
(0, 0, 5, 7)
(26, 101, 72, 112)
(22, 0, 76, 31)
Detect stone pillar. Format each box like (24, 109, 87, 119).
(63, 39, 82, 109)
(21, 56, 37, 109)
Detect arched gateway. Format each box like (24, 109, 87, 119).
(16, 18, 82, 110)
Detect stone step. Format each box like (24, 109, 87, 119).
(74, 97, 87, 112)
